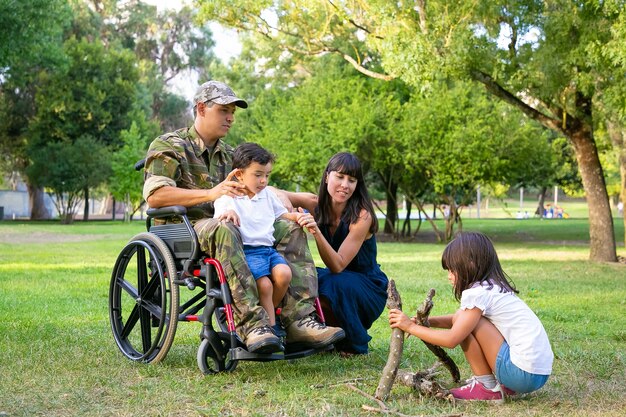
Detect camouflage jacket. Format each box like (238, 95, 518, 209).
(143, 126, 234, 219)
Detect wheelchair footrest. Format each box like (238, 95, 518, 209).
(228, 343, 335, 362)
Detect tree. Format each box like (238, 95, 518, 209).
(393, 81, 556, 241)
(110, 1, 217, 129)
(27, 135, 111, 223)
(26, 37, 139, 222)
(109, 112, 160, 222)
(199, 0, 623, 261)
(0, 0, 71, 219)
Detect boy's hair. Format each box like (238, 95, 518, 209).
(441, 232, 518, 301)
(232, 142, 275, 170)
(316, 152, 378, 234)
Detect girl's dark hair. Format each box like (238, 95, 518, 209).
(232, 142, 274, 169)
(316, 152, 378, 234)
(441, 232, 518, 301)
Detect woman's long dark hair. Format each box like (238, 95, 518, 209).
(316, 152, 378, 234)
(441, 232, 518, 301)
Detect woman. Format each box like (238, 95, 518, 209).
(299, 152, 388, 355)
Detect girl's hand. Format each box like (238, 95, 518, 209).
(388, 308, 416, 332)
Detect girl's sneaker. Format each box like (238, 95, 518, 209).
(449, 377, 504, 404)
(501, 384, 517, 398)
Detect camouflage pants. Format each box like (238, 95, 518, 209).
(194, 218, 317, 337)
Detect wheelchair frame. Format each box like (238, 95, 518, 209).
(108, 205, 330, 374)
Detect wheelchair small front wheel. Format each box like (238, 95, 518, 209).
(109, 232, 180, 363)
(197, 335, 238, 374)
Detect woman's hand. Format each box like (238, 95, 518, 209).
(388, 308, 417, 332)
(296, 207, 318, 234)
(217, 209, 240, 226)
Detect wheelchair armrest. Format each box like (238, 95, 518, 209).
(146, 205, 188, 219)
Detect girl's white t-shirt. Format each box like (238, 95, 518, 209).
(460, 282, 553, 375)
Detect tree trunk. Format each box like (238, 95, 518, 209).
(606, 121, 626, 248)
(401, 201, 411, 237)
(27, 182, 50, 220)
(620, 155, 626, 249)
(384, 181, 398, 234)
(83, 187, 90, 221)
(536, 186, 547, 217)
(569, 124, 617, 261)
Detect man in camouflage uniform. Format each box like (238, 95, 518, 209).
(143, 80, 345, 354)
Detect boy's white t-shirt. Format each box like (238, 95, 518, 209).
(460, 282, 554, 375)
(213, 188, 287, 247)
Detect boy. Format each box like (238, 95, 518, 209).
(214, 142, 313, 337)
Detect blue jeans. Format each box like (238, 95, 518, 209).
(243, 245, 288, 280)
(495, 341, 549, 393)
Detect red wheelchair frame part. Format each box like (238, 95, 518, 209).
(203, 258, 236, 332)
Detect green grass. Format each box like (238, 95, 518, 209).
(0, 220, 625, 417)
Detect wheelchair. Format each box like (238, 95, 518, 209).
(108, 204, 332, 374)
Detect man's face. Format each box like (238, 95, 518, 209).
(236, 162, 272, 196)
(197, 101, 237, 141)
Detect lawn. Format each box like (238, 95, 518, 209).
(0, 220, 624, 417)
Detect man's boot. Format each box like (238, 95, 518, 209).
(285, 316, 345, 349)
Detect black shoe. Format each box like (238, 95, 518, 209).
(246, 325, 284, 353)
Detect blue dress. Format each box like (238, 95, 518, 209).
(317, 220, 388, 354)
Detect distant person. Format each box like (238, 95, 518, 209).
(389, 232, 553, 403)
(618, 201, 624, 216)
(295, 152, 389, 355)
(214, 143, 315, 337)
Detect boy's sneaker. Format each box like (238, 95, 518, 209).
(285, 315, 345, 349)
(449, 377, 504, 404)
(271, 324, 287, 338)
(245, 325, 284, 354)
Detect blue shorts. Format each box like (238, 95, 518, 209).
(243, 245, 288, 280)
(495, 341, 549, 394)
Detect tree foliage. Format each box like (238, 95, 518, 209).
(0, 0, 71, 74)
(199, 0, 624, 260)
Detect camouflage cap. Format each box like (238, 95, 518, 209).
(193, 80, 248, 108)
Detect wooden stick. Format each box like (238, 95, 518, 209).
(374, 280, 403, 401)
(310, 377, 371, 389)
(346, 383, 388, 410)
(415, 289, 461, 383)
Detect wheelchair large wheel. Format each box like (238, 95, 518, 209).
(197, 334, 238, 374)
(109, 232, 179, 363)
